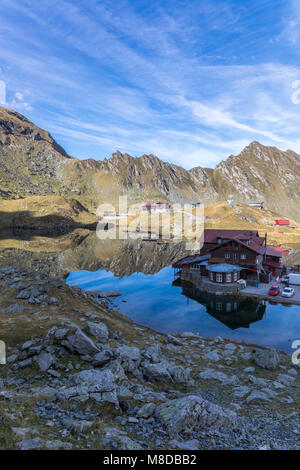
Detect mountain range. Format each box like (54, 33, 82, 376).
(0, 105, 299, 220)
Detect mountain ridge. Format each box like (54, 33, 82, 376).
(0, 105, 299, 220)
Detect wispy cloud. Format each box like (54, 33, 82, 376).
(0, 0, 299, 168)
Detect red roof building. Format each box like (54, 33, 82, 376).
(275, 220, 290, 226)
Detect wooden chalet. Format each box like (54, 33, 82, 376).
(173, 229, 284, 286)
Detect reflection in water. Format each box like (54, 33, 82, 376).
(0, 230, 299, 351)
(180, 282, 266, 330)
(67, 265, 300, 351)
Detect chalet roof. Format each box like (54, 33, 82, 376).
(203, 229, 261, 243)
(264, 246, 283, 257)
(207, 237, 264, 255)
(206, 264, 245, 273)
(173, 254, 211, 267)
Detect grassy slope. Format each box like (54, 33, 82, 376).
(204, 202, 300, 246)
(0, 195, 98, 230)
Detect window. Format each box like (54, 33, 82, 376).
(225, 253, 230, 259)
(209, 272, 214, 281)
(216, 302, 223, 311)
(216, 273, 223, 283)
(233, 272, 238, 281)
(233, 253, 238, 261)
(241, 254, 246, 260)
(217, 238, 222, 244)
(226, 273, 232, 283)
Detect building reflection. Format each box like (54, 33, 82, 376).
(176, 280, 266, 330)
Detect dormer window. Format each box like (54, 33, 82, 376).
(217, 238, 222, 244)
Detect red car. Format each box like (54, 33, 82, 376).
(268, 285, 280, 296)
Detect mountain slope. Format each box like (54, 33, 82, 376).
(190, 141, 300, 219)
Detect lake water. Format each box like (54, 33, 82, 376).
(67, 265, 300, 352)
(1, 230, 299, 353)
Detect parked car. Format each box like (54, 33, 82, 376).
(281, 287, 295, 298)
(268, 285, 280, 296)
(280, 276, 290, 284)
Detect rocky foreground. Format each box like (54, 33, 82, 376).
(0, 266, 299, 450)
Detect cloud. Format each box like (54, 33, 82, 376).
(0, 0, 300, 169)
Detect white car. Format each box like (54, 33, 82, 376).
(281, 287, 295, 298)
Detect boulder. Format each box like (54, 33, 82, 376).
(36, 351, 55, 372)
(142, 344, 162, 363)
(155, 395, 238, 436)
(17, 438, 42, 450)
(168, 365, 191, 384)
(86, 321, 109, 340)
(115, 345, 141, 362)
(62, 329, 100, 356)
(104, 360, 127, 382)
(143, 362, 172, 383)
(72, 369, 115, 391)
(253, 349, 280, 370)
(92, 349, 113, 367)
(137, 402, 156, 418)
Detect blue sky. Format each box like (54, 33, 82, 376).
(0, 0, 300, 168)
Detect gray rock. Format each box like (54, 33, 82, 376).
(5, 303, 24, 314)
(277, 373, 295, 386)
(54, 328, 69, 340)
(66, 419, 94, 433)
(45, 440, 72, 450)
(168, 365, 191, 384)
(36, 351, 55, 371)
(86, 321, 109, 340)
(105, 360, 127, 381)
(62, 329, 100, 356)
(199, 369, 239, 386)
(92, 349, 113, 367)
(11, 427, 31, 437)
(169, 439, 200, 450)
(115, 345, 141, 362)
(17, 438, 42, 450)
(142, 344, 162, 363)
(246, 391, 271, 404)
(17, 358, 32, 369)
(204, 351, 220, 362)
(253, 349, 280, 370)
(108, 434, 142, 450)
(233, 386, 251, 398)
(21, 340, 33, 351)
(156, 395, 238, 436)
(16, 289, 31, 300)
(143, 362, 172, 383)
(137, 403, 156, 418)
(72, 369, 115, 391)
(179, 332, 199, 338)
